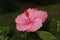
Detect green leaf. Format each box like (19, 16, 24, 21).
(37, 31, 56, 40)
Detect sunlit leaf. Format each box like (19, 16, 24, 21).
(37, 31, 56, 40)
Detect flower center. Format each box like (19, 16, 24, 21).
(25, 11, 32, 23)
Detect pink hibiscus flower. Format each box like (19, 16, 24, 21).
(15, 8, 48, 32)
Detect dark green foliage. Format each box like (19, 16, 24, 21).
(0, 25, 10, 40)
(0, 26, 10, 35)
(0, 35, 9, 40)
(0, 0, 20, 13)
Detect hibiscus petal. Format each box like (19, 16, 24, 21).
(26, 18, 42, 32)
(35, 11, 48, 23)
(27, 8, 37, 20)
(27, 8, 48, 23)
(16, 23, 32, 31)
(15, 14, 28, 24)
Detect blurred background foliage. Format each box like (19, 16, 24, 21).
(0, 0, 20, 13)
(0, 0, 60, 40)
